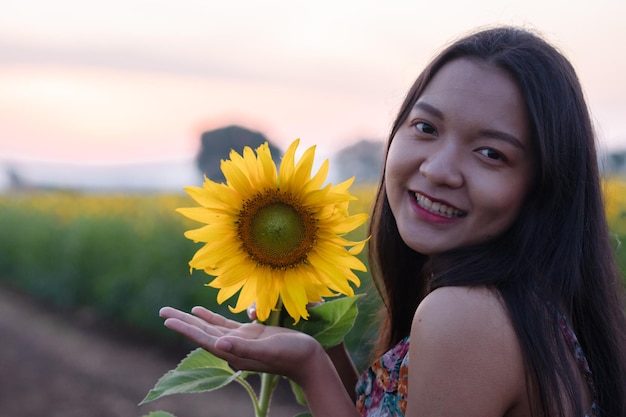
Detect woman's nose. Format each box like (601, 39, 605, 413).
(418, 145, 464, 189)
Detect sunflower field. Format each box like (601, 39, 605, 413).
(0, 184, 379, 368)
(0, 178, 625, 369)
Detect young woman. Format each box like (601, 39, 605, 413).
(160, 26, 626, 417)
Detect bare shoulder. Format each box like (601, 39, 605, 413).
(406, 286, 529, 417)
(413, 286, 512, 337)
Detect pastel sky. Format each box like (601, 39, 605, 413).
(1, 0, 624, 165)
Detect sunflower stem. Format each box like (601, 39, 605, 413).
(257, 372, 280, 417)
(234, 375, 261, 415)
(256, 304, 283, 417)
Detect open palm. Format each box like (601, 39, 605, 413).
(160, 306, 321, 382)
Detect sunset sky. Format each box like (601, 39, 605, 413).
(1, 0, 625, 166)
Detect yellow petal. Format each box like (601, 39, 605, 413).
(183, 223, 236, 243)
(257, 143, 278, 184)
(230, 275, 258, 314)
(348, 238, 369, 255)
(222, 158, 255, 197)
(176, 207, 230, 224)
(330, 177, 355, 194)
(301, 160, 328, 195)
(288, 145, 316, 192)
(338, 267, 362, 286)
(307, 252, 356, 294)
(315, 243, 368, 272)
(280, 271, 310, 323)
(190, 242, 245, 271)
(240, 146, 261, 185)
(254, 268, 281, 322)
(278, 139, 299, 187)
(214, 281, 246, 304)
(203, 181, 243, 208)
(183, 185, 224, 209)
(192, 239, 248, 268)
(325, 213, 369, 234)
(208, 262, 256, 288)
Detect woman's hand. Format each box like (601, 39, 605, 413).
(159, 306, 322, 384)
(160, 306, 361, 417)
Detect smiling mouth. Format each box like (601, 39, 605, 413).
(414, 193, 466, 218)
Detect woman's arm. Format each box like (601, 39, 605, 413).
(294, 343, 361, 416)
(325, 342, 359, 402)
(160, 306, 360, 417)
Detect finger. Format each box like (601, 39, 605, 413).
(159, 306, 183, 319)
(213, 336, 277, 374)
(163, 317, 220, 347)
(160, 307, 205, 327)
(191, 306, 241, 330)
(247, 304, 258, 322)
(161, 307, 227, 337)
(221, 332, 289, 362)
(163, 321, 268, 372)
(161, 318, 239, 362)
(161, 307, 208, 329)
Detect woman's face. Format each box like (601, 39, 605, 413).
(385, 58, 535, 255)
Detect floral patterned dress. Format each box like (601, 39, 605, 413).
(355, 336, 409, 417)
(355, 314, 598, 417)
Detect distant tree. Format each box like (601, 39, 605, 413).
(196, 125, 283, 182)
(6, 166, 25, 190)
(334, 139, 384, 183)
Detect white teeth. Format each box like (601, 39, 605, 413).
(414, 193, 464, 218)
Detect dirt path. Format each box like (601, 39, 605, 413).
(0, 285, 306, 417)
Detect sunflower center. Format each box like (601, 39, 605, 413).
(238, 190, 317, 269)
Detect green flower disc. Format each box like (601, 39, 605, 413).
(238, 191, 317, 269)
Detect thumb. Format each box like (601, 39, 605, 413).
(216, 336, 271, 360)
(215, 337, 234, 352)
(214, 336, 280, 374)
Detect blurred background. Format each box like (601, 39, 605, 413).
(1, 1, 625, 416)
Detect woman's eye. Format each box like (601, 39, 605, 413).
(477, 148, 505, 161)
(414, 121, 438, 136)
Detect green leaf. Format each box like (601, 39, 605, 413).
(291, 295, 363, 348)
(140, 412, 177, 417)
(140, 348, 242, 404)
(293, 413, 313, 417)
(289, 379, 307, 406)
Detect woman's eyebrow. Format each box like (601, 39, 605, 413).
(480, 129, 526, 150)
(413, 101, 445, 120)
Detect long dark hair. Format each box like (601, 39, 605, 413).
(369, 26, 626, 417)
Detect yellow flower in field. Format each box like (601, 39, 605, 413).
(177, 139, 369, 323)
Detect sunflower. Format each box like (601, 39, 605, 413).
(177, 139, 369, 323)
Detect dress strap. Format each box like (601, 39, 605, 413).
(556, 310, 598, 401)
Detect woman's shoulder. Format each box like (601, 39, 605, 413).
(411, 286, 520, 360)
(411, 286, 520, 365)
(406, 286, 530, 416)
(414, 285, 509, 329)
